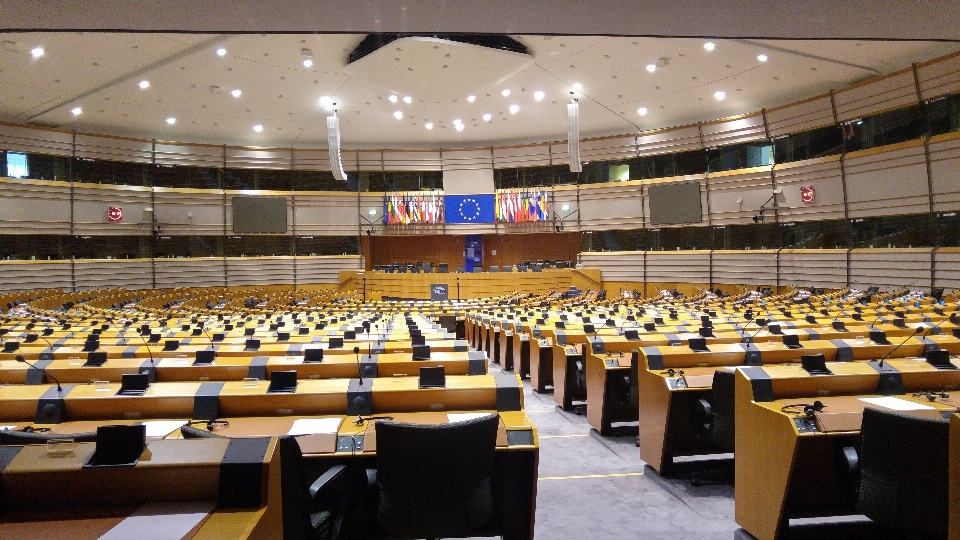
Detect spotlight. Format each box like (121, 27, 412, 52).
(216, 48, 227, 56)
(231, 89, 241, 98)
(757, 54, 768, 62)
(714, 91, 726, 100)
(646, 64, 656, 73)
(572, 83, 583, 93)
(501, 89, 511, 97)
(319, 96, 331, 106)
(424, 122, 434, 129)
(303, 58, 313, 68)
(388, 95, 398, 103)
(301, 48, 313, 68)
(71, 107, 82, 116)
(704, 42, 716, 51)
(393, 111, 403, 119)
(253, 124, 263, 132)
(534, 91, 545, 101)
(561, 203, 570, 212)
(166, 117, 176, 124)
(403, 96, 412, 104)
(637, 107, 648, 115)
(30, 47, 44, 58)
(467, 95, 476, 102)
(455, 124, 464, 131)
(138, 80, 150, 89)
(482, 113, 492, 121)
(509, 104, 519, 114)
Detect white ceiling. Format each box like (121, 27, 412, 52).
(0, 32, 957, 150)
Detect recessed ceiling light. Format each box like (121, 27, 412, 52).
(482, 113, 492, 121)
(453, 118, 463, 125)
(571, 83, 582, 92)
(467, 95, 476, 102)
(425, 122, 433, 129)
(388, 95, 398, 103)
(714, 91, 726, 100)
(302, 58, 313, 68)
(166, 117, 176, 124)
(71, 107, 82, 116)
(646, 64, 657, 73)
(319, 96, 331, 106)
(138, 80, 150, 89)
(216, 48, 227, 56)
(253, 124, 263, 132)
(637, 107, 648, 115)
(231, 89, 241, 98)
(30, 47, 44, 58)
(393, 111, 403, 119)
(455, 124, 464, 131)
(704, 42, 716, 51)
(534, 91, 545, 101)
(509, 104, 519, 114)
(501, 89, 511, 97)
(757, 54, 768, 62)
(403, 96, 412, 104)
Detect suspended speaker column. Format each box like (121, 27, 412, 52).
(567, 99, 582, 173)
(327, 110, 347, 181)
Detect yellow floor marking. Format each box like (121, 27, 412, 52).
(539, 472, 645, 480)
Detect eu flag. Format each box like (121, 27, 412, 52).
(444, 194, 496, 224)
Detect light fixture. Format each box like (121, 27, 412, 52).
(138, 80, 150, 89)
(704, 42, 716, 51)
(319, 96, 331, 106)
(303, 58, 313, 68)
(231, 89, 241, 98)
(30, 47, 44, 58)
(501, 89, 511, 97)
(216, 48, 227, 56)
(572, 83, 583, 93)
(637, 107, 648, 115)
(166, 117, 176, 124)
(534, 91, 545, 101)
(424, 122, 433, 129)
(253, 124, 263, 132)
(71, 107, 82, 116)
(467, 95, 476, 102)
(714, 91, 726, 100)
(388, 95, 398, 103)
(455, 124, 464, 132)
(301, 48, 313, 68)
(368, 208, 377, 216)
(393, 111, 403, 119)
(646, 64, 656, 73)
(453, 118, 463, 126)
(757, 54, 768, 62)
(561, 203, 570, 212)
(509, 104, 519, 114)
(482, 113, 492, 121)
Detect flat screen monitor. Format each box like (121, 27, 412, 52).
(648, 181, 702, 225)
(231, 195, 287, 233)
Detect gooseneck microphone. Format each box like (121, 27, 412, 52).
(353, 346, 363, 386)
(876, 327, 922, 368)
(15, 354, 62, 393)
(135, 323, 157, 368)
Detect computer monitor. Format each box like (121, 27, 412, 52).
(624, 329, 640, 341)
(869, 330, 890, 345)
(84, 351, 108, 367)
(277, 331, 290, 341)
(194, 350, 216, 365)
(412, 344, 431, 360)
(212, 332, 225, 342)
(698, 326, 714, 337)
(244, 327, 256, 336)
(244, 338, 260, 351)
(303, 348, 323, 363)
(925, 349, 957, 370)
(163, 339, 180, 351)
(801, 354, 832, 375)
(412, 335, 426, 346)
(84, 424, 146, 467)
(419, 366, 445, 388)
(328, 337, 344, 349)
(688, 338, 709, 352)
(344, 330, 356, 340)
(782, 334, 802, 349)
(117, 373, 150, 396)
(583, 323, 595, 334)
(268, 370, 298, 393)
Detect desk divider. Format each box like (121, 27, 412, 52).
(138, 359, 157, 382)
(24, 360, 52, 385)
(218, 437, 270, 509)
(830, 340, 855, 361)
(741, 367, 775, 401)
(643, 347, 664, 370)
(193, 382, 224, 420)
(495, 374, 522, 411)
(468, 351, 487, 375)
(247, 356, 269, 380)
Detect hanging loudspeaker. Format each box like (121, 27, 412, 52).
(567, 100, 582, 173)
(327, 112, 347, 181)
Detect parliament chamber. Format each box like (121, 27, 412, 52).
(2, 3, 960, 539)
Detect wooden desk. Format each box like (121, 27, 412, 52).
(734, 363, 960, 540)
(529, 337, 554, 393)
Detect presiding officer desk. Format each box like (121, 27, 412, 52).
(734, 356, 960, 540)
(0, 437, 283, 540)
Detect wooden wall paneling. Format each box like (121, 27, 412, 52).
(153, 188, 226, 235)
(577, 181, 644, 231)
(774, 156, 846, 221)
(712, 250, 778, 286)
(832, 68, 919, 122)
(295, 192, 362, 236)
(297, 255, 363, 284)
(492, 144, 552, 169)
(764, 94, 835, 138)
(843, 141, 929, 218)
(154, 142, 224, 168)
(224, 189, 293, 235)
(0, 122, 73, 157)
(381, 150, 442, 171)
(579, 134, 637, 162)
(778, 249, 848, 289)
(0, 261, 73, 292)
(226, 256, 296, 286)
(0, 178, 72, 234)
(154, 258, 227, 289)
(224, 146, 291, 170)
(933, 248, 960, 291)
(579, 251, 644, 283)
(706, 166, 775, 226)
(73, 133, 152, 164)
(642, 175, 708, 228)
(73, 259, 153, 291)
(916, 51, 960, 101)
(645, 250, 711, 283)
(359, 269, 574, 300)
(72, 182, 153, 235)
(483, 232, 580, 269)
(636, 124, 702, 156)
(700, 112, 767, 148)
(291, 148, 332, 171)
(849, 248, 933, 290)
(927, 132, 960, 212)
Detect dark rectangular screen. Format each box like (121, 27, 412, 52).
(232, 196, 287, 233)
(648, 182, 702, 225)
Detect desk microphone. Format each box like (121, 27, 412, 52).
(15, 354, 62, 393)
(353, 346, 363, 386)
(744, 321, 768, 344)
(135, 323, 157, 369)
(876, 327, 922, 368)
(32, 331, 58, 360)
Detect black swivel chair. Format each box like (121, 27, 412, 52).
(857, 407, 950, 537)
(364, 415, 500, 540)
(688, 369, 736, 486)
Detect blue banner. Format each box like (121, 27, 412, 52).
(444, 194, 496, 224)
(464, 235, 482, 273)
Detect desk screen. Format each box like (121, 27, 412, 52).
(648, 182, 702, 225)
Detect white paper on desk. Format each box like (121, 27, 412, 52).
(447, 413, 495, 423)
(142, 420, 187, 438)
(0, 426, 15, 431)
(99, 500, 216, 540)
(288, 417, 343, 436)
(859, 397, 936, 411)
